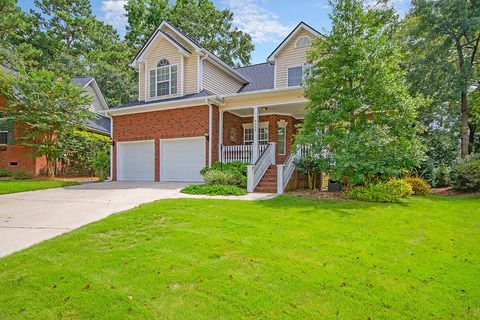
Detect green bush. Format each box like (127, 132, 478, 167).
(431, 166, 451, 187)
(0, 168, 12, 177)
(11, 170, 33, 180)
(201, 161, 247, 188)
(347, 179, 413, 203)
(181, 184, 247, 196)
(451, 160, 480, 191)
(90, 150, 110, 181)
(404, 177, 430, 195)
(203, 169, 239, 186)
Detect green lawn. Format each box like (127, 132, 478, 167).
(0, 180, 79, 195)
(0, 196, 479, 319)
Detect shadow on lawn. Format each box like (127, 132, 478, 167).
(258, 194, 412, 214)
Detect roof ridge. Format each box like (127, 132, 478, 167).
(235, 62, 271, 70)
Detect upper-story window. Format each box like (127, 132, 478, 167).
(295, 36, 311, 48)
(288, 66, 304, 87)
(149, 59, 178, 98)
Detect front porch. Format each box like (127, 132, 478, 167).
(217, 103, 306, 193)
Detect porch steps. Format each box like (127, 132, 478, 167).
(254, 165, 277, 193)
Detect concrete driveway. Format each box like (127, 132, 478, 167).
(0, 181, 275, 257)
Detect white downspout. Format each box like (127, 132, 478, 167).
(198, 52, 209, 92)
(105, 113, 114, 181)
(207, 99, 213, 167)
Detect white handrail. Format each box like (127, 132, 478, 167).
(221, 144, 268, 163)
(277, 146, 303, 194)
(247, 142, 275, 192)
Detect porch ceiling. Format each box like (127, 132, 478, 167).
(225, 102, 305, 119)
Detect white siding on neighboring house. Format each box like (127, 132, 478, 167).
(275, 29, 316, 89)
(202, 60, 243, 95)
(84, 83, 105, 113)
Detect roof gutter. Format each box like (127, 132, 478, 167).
(104, 95, 217, 116)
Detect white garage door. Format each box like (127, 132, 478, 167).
(117, 140, 155, 181)
(160, 137, 206, 182)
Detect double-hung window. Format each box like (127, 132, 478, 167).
(288, 65, 310, 87)
(149, 59, 178, 98)
(244, 126, 269, 145)
(0, 115, 14, 144)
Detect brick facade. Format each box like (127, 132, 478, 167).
(0, 97, 47, 175)
(112, 105, 219, 181)
(222, 111, 302, 164)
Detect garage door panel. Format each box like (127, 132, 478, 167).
(160, 137, 205, 182)
(117, 141, 155, 181)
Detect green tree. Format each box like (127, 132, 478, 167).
(125, 0, 254, 67)
(407, 0, 480, 158)
(1, 69, 94, 177)
(23, 0, 137, 106)
(297, 0, 425, 186)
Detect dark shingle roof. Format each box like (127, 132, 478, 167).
(72, 76, 93, 87)
(113, 90, 215, 109)
(85, 114, 111, 135)
(235, 63, 275, 93)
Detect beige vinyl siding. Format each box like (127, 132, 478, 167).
(84, 84, 105, 112)
(275, 29, 316, 89)
(184, 54, 198, 94)
(202, 60, 243, 95)
(160, 26, 195, 52)
(139, 63, 145, 101)
(145, 36, 181, 101)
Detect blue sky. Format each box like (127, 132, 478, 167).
(17, 0, 410, 64)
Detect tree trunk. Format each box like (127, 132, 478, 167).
(46, 158, 55, 178)
(460, 90, 470, 158)
(469, 122, 477, 154)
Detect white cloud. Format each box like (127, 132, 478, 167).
(225, 0, 293, 44)
(101, 0, 128, 30)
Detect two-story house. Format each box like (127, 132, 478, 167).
(106, 21, 322, 193)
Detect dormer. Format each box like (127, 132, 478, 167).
(130, 21, 248, 102)
(267, 22, 322, 89)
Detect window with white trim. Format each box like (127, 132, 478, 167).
(295, 36, 311, 48)
(244, 127, 269, 145)
(278, 126, 286, 155)
(149, 59, 178, 98)
(288, 65, 311, 87)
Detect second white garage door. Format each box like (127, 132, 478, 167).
(160, 137, 206, 182)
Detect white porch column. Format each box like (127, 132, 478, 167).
(218, 110, 224, 162)
(252, 106, 259, 162)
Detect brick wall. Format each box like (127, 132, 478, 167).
(0, 97, 46, 175)
(222, 111, 302, 164)
(112, 105, 219, 181)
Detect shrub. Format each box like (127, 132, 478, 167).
(431, 166, 451, 187)
(404, 177, 430, 195)
(295, 156, 322, 190)
(181, 184, 247, 196)
(0, 168, 12, 177)
(203, 169, 239, 186)
(451, 160, 480, 191)
(201, 161, 247, 188)
(90, 150, 110, 181)
(11, 170, 33, 180)
(347, 179, 412, 203)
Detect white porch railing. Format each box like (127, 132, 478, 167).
(221, 144, 268, 163)
(277, 146, 304, 194)
(246, 142, 276, 192)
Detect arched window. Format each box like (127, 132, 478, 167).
(158, 59, 170, 67)
(149, 58, 178, 97)
(295, 36, 311, 48)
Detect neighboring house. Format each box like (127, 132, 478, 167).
(0, 71, 111, 175)
(105, 21, 322, 193)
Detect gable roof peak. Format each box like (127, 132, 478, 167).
(267, 21, 323, 62)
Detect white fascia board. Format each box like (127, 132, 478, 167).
(88, 79, 109, 110)
(267, 22, 323, 63)
(201, 49, 249, 84)
(105, 96, 216, 116)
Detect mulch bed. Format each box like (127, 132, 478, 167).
(288, 189, 348, 200)
(429, 187, 480, 198)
